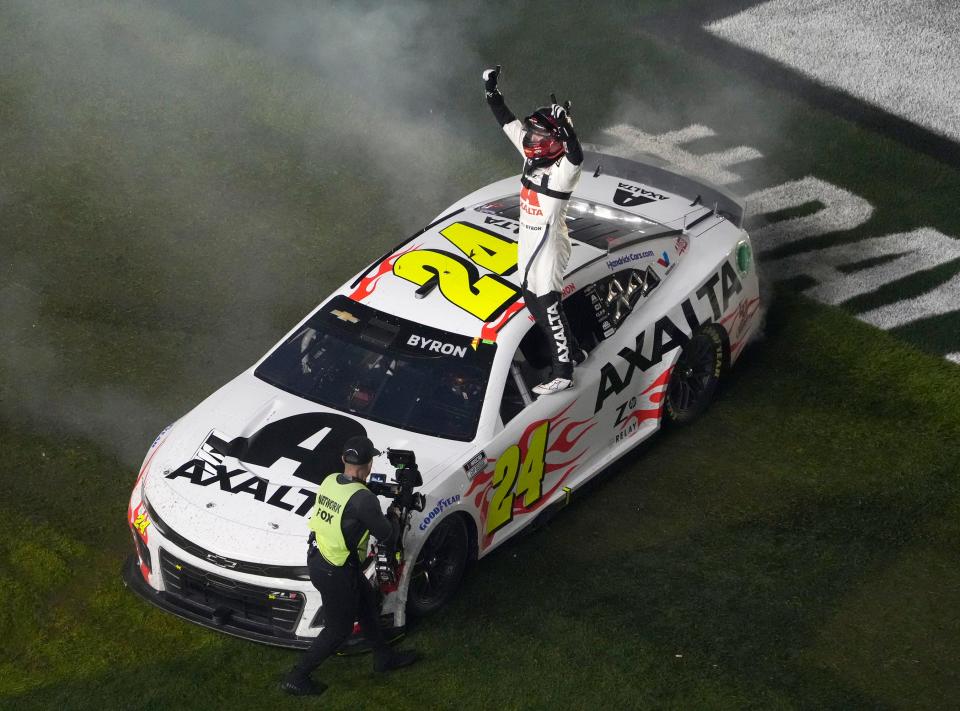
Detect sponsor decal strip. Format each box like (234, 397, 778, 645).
(418, 495, 462, 531)
(606, 250, 654, 270)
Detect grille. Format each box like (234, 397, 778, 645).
(159, 549, 305, 633)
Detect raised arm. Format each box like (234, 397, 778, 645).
(483, 65, 514, 126)
(551, 102, 583, 167)
(483, 65, 525, 154)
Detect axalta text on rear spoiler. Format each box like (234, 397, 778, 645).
(582, 151, 745, 228)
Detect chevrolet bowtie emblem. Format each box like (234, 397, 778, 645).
(332, 309, 359, 323)
(206, 553, 238, 569)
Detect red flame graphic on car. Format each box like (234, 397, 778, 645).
(479, 299, 526, 342)
(617, 367, 672, 433)
(128, 500, 151, 581)
(721, 297, 761, 358)
(466, 402, 596, 549)
(348, 244, 420, 303)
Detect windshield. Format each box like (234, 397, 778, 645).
(255, 296, 496, 441)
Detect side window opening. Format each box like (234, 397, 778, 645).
(605, 268, 659, 325)
(500, 356, 537, 425)
(565, 266, 660, 353)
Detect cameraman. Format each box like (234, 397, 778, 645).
(282, 436, 419, 696)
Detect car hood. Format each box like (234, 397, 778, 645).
(142, 372, 471, 565)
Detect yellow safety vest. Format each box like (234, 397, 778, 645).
(308, 475, 369, 566)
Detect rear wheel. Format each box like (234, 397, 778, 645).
(664, 327, 724, 424)
(407, 515, 469, 617)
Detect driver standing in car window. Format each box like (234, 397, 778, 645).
(483, 65, 587, 395)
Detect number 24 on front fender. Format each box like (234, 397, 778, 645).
(486, 421, 549, 536)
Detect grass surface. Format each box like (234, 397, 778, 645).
(4, 295, 959, 710)
(2, 1, 959, 709)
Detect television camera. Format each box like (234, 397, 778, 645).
(367, 448, 425, 585)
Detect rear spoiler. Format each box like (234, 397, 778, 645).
(581, 151, 745, 228)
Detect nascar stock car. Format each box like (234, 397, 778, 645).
(124, 151, 761, 648)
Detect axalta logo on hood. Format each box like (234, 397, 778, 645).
(164, 412, 368, 517)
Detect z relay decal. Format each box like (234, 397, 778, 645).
(613, 181, 669, 207)
(611, 368, 672, 445)
(165, 413, 369, 516)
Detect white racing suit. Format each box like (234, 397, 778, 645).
(487, 92, 584, 381)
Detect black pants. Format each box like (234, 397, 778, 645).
(290, 552, 387, 680)
(524, 289, 580, 380)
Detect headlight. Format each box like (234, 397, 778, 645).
(736, 238, 752, 275)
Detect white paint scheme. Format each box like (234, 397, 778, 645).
(707, 0, 960, 144)
(127, 155, 762, 645)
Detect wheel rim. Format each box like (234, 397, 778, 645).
(668, 334, 719, 415)
(410, 519, 467, 607)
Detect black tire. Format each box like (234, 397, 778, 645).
(407, 514, 470, 617)
(664, 326, 724, 425)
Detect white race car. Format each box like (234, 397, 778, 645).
(124, 152, 761, 648)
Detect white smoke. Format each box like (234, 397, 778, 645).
(0, 0, 508, 464)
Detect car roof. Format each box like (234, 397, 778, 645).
(334, 156, 728, 344)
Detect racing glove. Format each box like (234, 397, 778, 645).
(483, 65, 501, 96)
(551, 102, 575, 137)
(484, 65, 515, 127)
(551, 101, 583, 165)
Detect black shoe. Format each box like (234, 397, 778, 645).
(280, 676, 327, 696)
(374, 649, 420, 673)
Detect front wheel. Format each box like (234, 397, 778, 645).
(664, 327, 724, 425)
(407, 515, 470, 617)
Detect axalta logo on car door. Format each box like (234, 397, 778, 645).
(595, 259, 743, 413)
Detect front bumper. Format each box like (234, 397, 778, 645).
(122, 553, 313, 649)
(122, 553, 407, 652)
